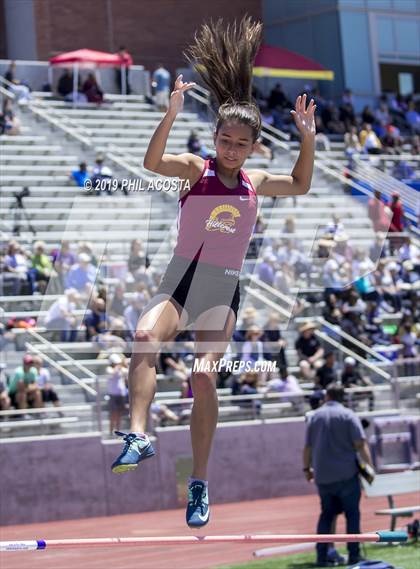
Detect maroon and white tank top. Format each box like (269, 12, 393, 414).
(173, 158, 258, 272)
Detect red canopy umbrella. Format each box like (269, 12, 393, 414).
(49, 48, 132, 68)
(49, 48, 133, 97)
(253, 44, 334, 81)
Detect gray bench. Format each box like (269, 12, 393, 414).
(362, 470, 420, 530)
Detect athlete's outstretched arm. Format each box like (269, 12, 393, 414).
(250, 94, 316, 197)
(143, 74, 202, 178)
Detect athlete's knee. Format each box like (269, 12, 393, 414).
(191, 371, 217, 396)
(133, 328, 162, 356)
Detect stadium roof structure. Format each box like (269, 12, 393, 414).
(253, 45, 334, 81)
(49, 48, 132, 68)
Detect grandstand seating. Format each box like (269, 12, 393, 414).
(0, 89, 418, 443)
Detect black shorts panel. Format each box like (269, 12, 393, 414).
(157, 256, 240, 326)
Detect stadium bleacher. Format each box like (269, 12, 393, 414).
(0, 77, 419, 470)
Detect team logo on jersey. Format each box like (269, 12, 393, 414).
(205, 204, 240, 234)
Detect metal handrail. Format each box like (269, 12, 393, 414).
(27, 104, 92, 148)
(315, 330, 391, 381)
(25, 341, 97, 396)
(243, 285, 293, 319)
(314, 158, 417, 226)
(26, 328, 97, 381)
(248, 274, 391, 365)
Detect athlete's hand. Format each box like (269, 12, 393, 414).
(290, 94, 316, 139)
(168, 74, 196, 117)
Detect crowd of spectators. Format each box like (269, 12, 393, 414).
(254, 83, 419, 146)
(0, 354, 60, 414)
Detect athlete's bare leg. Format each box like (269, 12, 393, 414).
(128, 294, 188, 433)
(190, 306, 236, 480)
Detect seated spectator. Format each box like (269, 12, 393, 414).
(109, 283, 128, 317)
(340, 94, 356, 131)
(150, 401, 180, 429)
(326, 214, 345, 238)
(8, 354, 43, 410)
(240, 326, 266, 376)
(5, 61, 32, 103)
(91, 154, 114, 194)
(359, 123, 382, 154)
(159, 342, 189, 381)
(322, 293, 342, 326)
(398, 236, 419, 264)
(266, 366, 302, 396)
(262, 313, 288, 372)
(333, 233, 353, 268)
(31, 356, 61, 408)
(106, 353, 128, 435)
(399, 322, 418, 360)
(65, 253, 97, 292)
(375, 99, 391, 125)
(57, 69, 74, 98)
(44, 288, 81, 341)
(315, 351, 337, 389)
(367, 190, 390, 233)
(344, 126, 362, 157)
(123, 293, 147, 337)
(405, 101, 420, 134)
(28, 240, 53, 293)
(93, 318, 129, 355)
(84, 297, 108, 340)
(187, 130, 211, 158)
(323, 258, 345, 293)
(0, 99, 21, 135)
(268, 83, 289, 110)
(382, 125, 403, 155)
(233, 306, 257, 343)
(0, 364, 11, 411)
(70, 162, 90, 187)
(340, 312, 370, 357)
(258, 252, 277, 286)
(3, 240, 29, 295)
(361, 105, 375, 125)
(314, 115, 331, 152)
(274, 260, 295, 295)
(295, 322, 324, 380)
(342, 289, 366, 315)
(277, 240, 310, 278)
(321, 102, 345, 134)
(82, 72, 104, 104)
(51, 240, 76, 288)
(317, 237, 336, 259)
(237, 370, 262, 414)
(127, 238, 150, 280)
(78, 241, 98, 266)
(341, 356, 374, 411)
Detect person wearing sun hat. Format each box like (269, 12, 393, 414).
(295, 321, 324, 380)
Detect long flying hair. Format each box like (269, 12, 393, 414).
(185, 16, 263, 141)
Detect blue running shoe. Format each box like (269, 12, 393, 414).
(186, 481, 210, 528)
(111, 431, 155, 474)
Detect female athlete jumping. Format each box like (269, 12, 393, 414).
(111, 17, 316, 528)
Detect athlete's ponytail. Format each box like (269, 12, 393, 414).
(185, 16, 262, 141)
